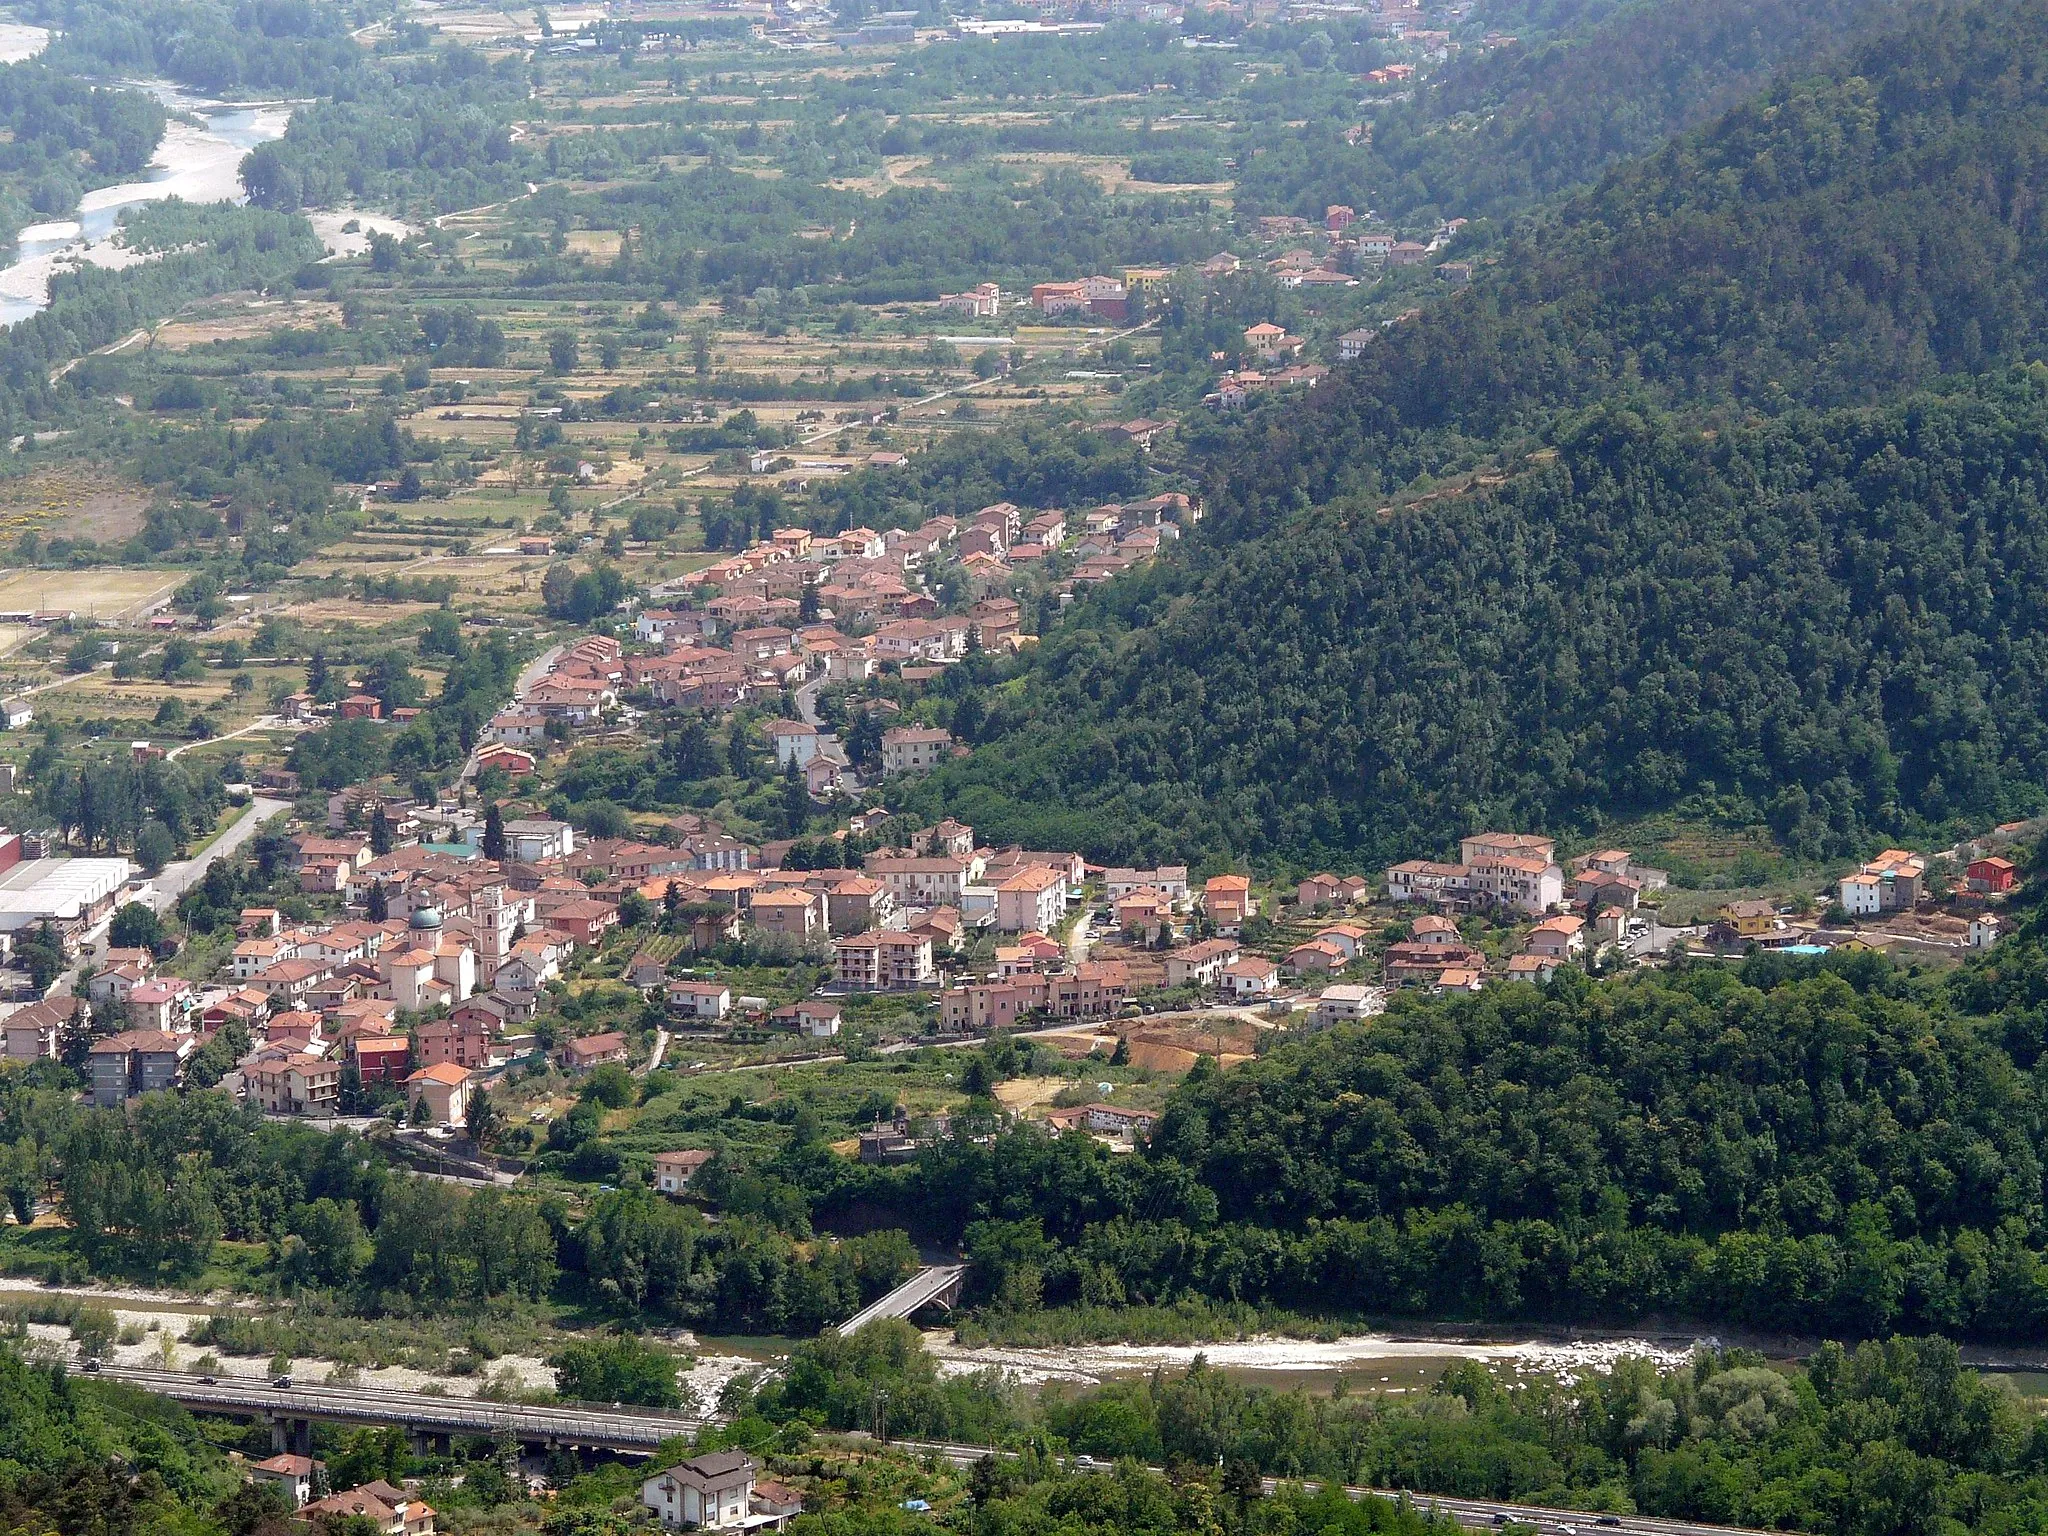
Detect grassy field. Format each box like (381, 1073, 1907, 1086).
(0, 567, 180, 622)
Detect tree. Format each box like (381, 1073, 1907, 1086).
(483, 803, 506, 861)
(109, 902, 163, 951)
(467, 1086, 500, 1148)
(133, 819, 176, 874)
(548, 329, 580, 373)
(369, 806, 392, 856)
(18, 922, 63, 993)
(71, 1303, 118, 1359)
(366, 880, 389, 923)
(582, 1062, 634, 1109)
(549, 1334, 687, 1408)
(289, 1198, 368, 1288)
(664, 719, 716, 780)
(780, 762, 808, 837)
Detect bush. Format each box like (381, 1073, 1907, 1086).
(549, 1335, 688, 1409)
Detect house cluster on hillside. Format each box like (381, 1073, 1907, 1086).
(40, 806, 896, 1127)
(605, 501, 1196, 780)
(1386, 835, 1668, 919)
(1029, 275, 1129, 320)
(1372, 833, 1675, 990)
(479, 634, 625, 771)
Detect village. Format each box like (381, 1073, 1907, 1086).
(6, 637, 2028, 1157)
(0, 463, 2030, 1154)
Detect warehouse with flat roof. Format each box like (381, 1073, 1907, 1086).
(0, 858, 133, 939)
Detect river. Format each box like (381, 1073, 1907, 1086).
(0, 22, 48, 63)
(922, 1330, 1706, 1394)
(0, 80, 292, 327)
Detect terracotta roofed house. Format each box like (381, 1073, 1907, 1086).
(1202, 874, 1255, 934)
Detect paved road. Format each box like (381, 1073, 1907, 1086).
(901, 1440, 1772, 1536)
(1067, 911, 1093, 967)
(1628, 917, 1698, 958)
(460, 640, 564, 780)
(150, 796, 292, 911)
(166, 714, 293, 761)
(795, 674, 826, 727)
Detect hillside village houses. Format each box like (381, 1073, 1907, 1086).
(619, 497, 1188, 725)
(1838, 848, 1926, 915)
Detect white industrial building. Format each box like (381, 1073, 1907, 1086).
(0, 858, 134, 942)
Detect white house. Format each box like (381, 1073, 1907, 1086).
(641, 1452, 756, 1530)
(766, 719, 823, 770)
(880, 726, 953, 774)
(1313, 983, 1380, 1028)
(653, 1148, 713, 1194)
(1221, 956, 1279, 996)
(666, 979, 733, 1020)
(249, 1455, 322, 1509)
(503, 819, 575, 863)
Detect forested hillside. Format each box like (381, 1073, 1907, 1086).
(910, 383, 2048, 865)
(795, 937, 2048, 1341)
(1354, 0, 1899, 221)
(913, 0, 2048, 867)
(1209, 0, 2048, 542)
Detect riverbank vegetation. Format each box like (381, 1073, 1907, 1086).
(762, 1322, 2048, 1536)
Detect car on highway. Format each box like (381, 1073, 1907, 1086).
(80, 1358, 101, 1372)
(199, 1375, 217, 1385)
(272, 1375, 294, 1388)
(1596, 1519, 1621, 1527)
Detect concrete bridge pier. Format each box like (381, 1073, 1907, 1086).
(409, 1428, 453, 1459)
(270, 1418, 313, 1456)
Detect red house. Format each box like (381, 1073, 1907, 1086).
(415, 1017, 492, 1070)
(349, 1035, 412, 1082)
(339, 695, 383, 720)
(1967, 857, 2019, 894)
(543, 898, 620, 947)
(476, 745, 537, 777)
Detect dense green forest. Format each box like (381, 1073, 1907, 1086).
(907, 381, 2048, 865)
(1345, 0, 1900, 222)
(0, 63, 165, 239)
(913, 0, 2048, 867)
(761, 1324, 2048, 1535)
(0, 1349, 236, 1531)
(239, 43, 533, 215)
(32, 0, 368, 93)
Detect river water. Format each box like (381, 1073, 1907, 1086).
(0, 78, 293, 327)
